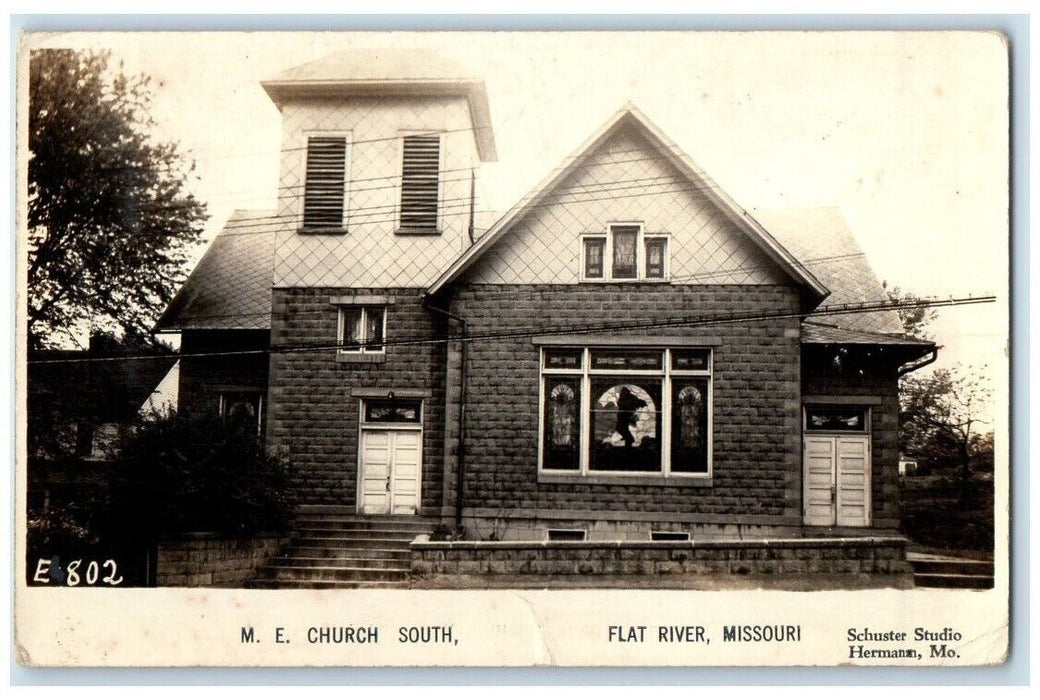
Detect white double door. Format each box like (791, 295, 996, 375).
(359, 428, 422, 515)
(803, 435, 871, 527)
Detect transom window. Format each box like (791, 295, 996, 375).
(338, 306, 386, 355)
(582, 224, 669, 281)
(363, 398, 422, 424)
(804, 406, 868, 432)
(540, 347, 712, 476)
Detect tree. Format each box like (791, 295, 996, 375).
(900, 365, 993, 505)
(884, 282, 938, 340)
(27, 49, 206, 349)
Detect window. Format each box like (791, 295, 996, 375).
(583, 238, 605, 279)
(581, 225, 669, 281)
(219, 391, 263, 439)
(804, 406, 868, 432)
(338, 306, 386, 355)
(364, 399, 422, 424)
(650, 531, 691, 542)
(546, 529, 587, 542)
(645, 237, 668, 278)
(611, 226, 639, 279)
(399, 134, 441, 233)
(302, 136, 348, 230)
(539, 347, 712, 477)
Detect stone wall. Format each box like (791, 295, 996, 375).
(411, 536, 913, 588)
(267, 287, 447, 511)
(156, 534, 287, 587)
(446, 283, 803, 526)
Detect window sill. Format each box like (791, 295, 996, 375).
(538, 472, 712, 487)
(579, 278, 672, 284)
(395, 227, 442, 236)
(336, 352, 386, 364)
(298, 227, 348, 235)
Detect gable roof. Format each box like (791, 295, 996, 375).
(426, 105, 829, 303)
(261, 49, 497, 162)
(155, 210, 275, 332)
(752, 208, 915, 341)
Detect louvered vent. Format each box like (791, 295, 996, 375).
(399, 134, 441, 232)
(303, 136, 347, 229)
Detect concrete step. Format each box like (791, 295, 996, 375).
(247, 578, 410, 590)
(274, 555, 411, 569)
(291, 536, 416, 553)
(295, 505, 437, 521)
(259, 565, 410, 583)
(909, 559, 993, 576)
(291, 536, 415, 550)
(293, 518, 435, 532)
(913, 573, 994, 590)
(291, 527, 429, 540)
(286, 546, 412, 560)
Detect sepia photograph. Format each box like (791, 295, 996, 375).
(14, 29, 1011, 668)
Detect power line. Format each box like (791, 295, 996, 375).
(112, 148, 748, 228)
(29, 294, 990, 366)
(156, 250, 872, 324)
(97, 145, 752, 226)
(180, 175, 793, 239)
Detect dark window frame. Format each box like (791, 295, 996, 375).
(337, 305, 387, 355)
(539, 347, 712, 478)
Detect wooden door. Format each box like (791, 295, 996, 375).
(802, 435, 871, 527)
(359, 429, 422, 515)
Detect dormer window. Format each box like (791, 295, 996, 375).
(398, 133, 441, 234)
(302, 135, 348, 231)
(581, 225, 669, 282)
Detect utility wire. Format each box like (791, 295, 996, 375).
(154, 250, 872, 324)
(103, 149, 752, 225)
(28, 294, 992, 366)
(187, 177, 798, 238)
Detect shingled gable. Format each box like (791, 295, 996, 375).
(155, 210, 275, 331)
(426, 104, 829, 304)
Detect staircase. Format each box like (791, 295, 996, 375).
(249, 507, 438, 589)
(907, 552, 994, 590)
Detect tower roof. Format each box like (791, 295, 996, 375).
(261, 49, 497, 161)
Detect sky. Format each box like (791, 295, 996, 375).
(23, 31, 1009, 395)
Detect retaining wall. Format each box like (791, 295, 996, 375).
(156, 534, 287, 587)
(411, 536, 913, 588)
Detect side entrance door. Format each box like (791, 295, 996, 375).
(802, 406, 871, 527)
(358, 399, 423, 515)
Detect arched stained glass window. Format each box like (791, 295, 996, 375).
(542, 377, 579, 470)
(672, 378, 709, 473)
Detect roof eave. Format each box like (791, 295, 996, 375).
(260, 78, 497, 162)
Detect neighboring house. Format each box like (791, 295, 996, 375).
(157, 50, 935, 544)
(898, 456, 920, 477)
(27, 336, 178, 510)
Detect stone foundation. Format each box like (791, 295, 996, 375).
(156, 534, 288, 587)
(411, 536, 913, 589)
(462, 514, 803, 541)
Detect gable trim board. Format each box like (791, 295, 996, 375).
(426, 105, 829, 304)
